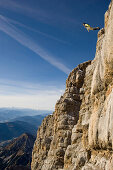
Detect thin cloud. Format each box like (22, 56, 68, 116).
(0, 0, 53, 23)
(0, 78, 65, 95)
(0, 15, 71, 74)
(0, 79, 64, 110)
(0, 0, 78, 28)
(0, 0, 50, 21)
(3, 16, 70, 45)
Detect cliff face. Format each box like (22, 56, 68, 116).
(31, 0, 113, 169)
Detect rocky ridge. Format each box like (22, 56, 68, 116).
(31, 0, 113, 169)
(0, 133, 35, 170)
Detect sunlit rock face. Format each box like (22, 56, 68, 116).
(31, 61, 91, 170)
(89, 0, 113, 150)
(31, 0, 113, 169)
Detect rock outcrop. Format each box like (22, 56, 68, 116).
(31, 0, 113, 169)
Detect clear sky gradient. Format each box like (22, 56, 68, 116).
(0, 0, 110, 110)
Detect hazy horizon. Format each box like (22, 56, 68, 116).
(0, 106, 53, 111)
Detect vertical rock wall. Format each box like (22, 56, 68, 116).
(31, 61, 91, 170)
(31, 115, 54, 170)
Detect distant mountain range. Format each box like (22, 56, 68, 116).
(9, 115, 46, 127)
(0, 114, 46, 142)
(0, 108, 49, 169)
(0, 108, 52, 123)
(0, 133, 35, 170)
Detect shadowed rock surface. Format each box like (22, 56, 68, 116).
(31, 0, 113, 169)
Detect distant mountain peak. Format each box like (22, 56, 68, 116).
(0, 133, 35, 170)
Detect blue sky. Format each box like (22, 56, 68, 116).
(0, 0, 110, 110)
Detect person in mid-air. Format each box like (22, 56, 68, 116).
(83, 23, 100, 32)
